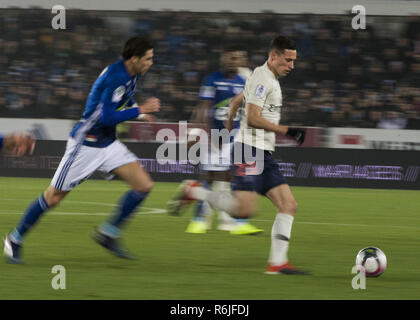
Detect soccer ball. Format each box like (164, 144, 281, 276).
(355, 247, 387, 277)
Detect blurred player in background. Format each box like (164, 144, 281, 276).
(4, 37, 160, 264)
(168, 45, 263, 235)
(171, 36, 309, 274)
(0, 132, 35, 156)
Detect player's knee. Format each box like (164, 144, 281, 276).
(284, 199, 298, 215)
(134, 181, 154, 193)
(44, 192, 64, 207)
(44, 187, 67, 208)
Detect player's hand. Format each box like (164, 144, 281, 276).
(224, 119, 233, 131)
(3, 132, 36, 156)
(138, 114, 156, 122)
(285, 127, 306, 146)
(139, 97, 160, 114)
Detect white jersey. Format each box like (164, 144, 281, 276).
(234, 61, 282, 151)
(238, 67, 252, 80)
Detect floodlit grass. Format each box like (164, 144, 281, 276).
(1, 177, 419, 299)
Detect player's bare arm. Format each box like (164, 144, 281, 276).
(247, 103, 305, 145)
(225, 92, 244, 131)
(196, 99, 213, 131)
(247, 103, 288, 135)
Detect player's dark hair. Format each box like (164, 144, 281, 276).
(269, 35, 296, 53)
(122, 36, 153, 60)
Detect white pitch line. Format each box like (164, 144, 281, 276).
(1, 198, 420, 231)
(1, 209, 419, 231)
(255, 219, 420, 230)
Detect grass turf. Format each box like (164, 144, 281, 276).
(0, 177, 419, 299)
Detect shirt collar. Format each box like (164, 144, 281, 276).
(263, 61, 277, 80)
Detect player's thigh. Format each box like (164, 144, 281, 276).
(233, 190, 257, 216)
(51, 138, 102, 192)
(265, 184, 298, 215)
(112, 162, 153, 193)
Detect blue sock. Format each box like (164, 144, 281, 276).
(107, 190, 149, 229)
(192, 201, 206, 221)
(192, 181, 210, 220)
(15, 195, 50, 241)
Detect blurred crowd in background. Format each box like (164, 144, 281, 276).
(1, 9, 420, 129)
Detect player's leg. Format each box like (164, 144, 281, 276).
(208, 143, 238, 231)
(173, 142, 264, 234)
(14, 186, 69, 240)
(185, 179, 213, 234)
(4, 186, 69, 263)
(210, 168, 263, 234)
(105, 161, 153, 230)
(210, 171, 237, 231)
(264, 184, 308, 275)
(228, 190, 264, 235)
(4, 138, 93, 263)
(93, 161, 152, 259)
(185, 141, 222, 234)
(93, 141, 152, 258)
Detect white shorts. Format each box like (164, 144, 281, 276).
(201, 142, 232, 172)
(51, 138, 138, 191)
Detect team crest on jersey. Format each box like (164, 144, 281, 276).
(255, 84, 266, 98)
(112, 85, 126, 103)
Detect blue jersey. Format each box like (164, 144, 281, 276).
(199, 71, 246, 131)
(70, 59, 140, 147)
(0, 134, 3, 150)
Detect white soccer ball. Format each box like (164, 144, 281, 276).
(355, 247, 387, 277)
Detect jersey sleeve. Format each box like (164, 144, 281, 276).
(198, 74, 216, 100)
(99, 77, 140, 126)
(0, 134, 3, 150)
(245, 72, 271, 108)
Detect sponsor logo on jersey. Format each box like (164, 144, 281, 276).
(112, 85, 126, 103)
(267, 104, 282, 112)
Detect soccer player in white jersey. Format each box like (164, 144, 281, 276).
(4, 37, 160, 263)
(174, 36, 308, 274)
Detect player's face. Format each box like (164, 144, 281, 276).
(133, 49, 154, 75)
(222, 51, 242, 73)
(270, 49, 297, 77)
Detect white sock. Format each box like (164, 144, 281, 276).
(212, 181, 236, 223)
(189, 186, 210, 201)
(268, 213, 294, 266)
(206, 190, 238, 214)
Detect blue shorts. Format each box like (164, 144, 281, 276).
(231, 143, 287, 195)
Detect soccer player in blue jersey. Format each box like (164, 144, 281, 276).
(4, 37, 160, 263)
(0, 132, 35, 156)
(168, 45, 263, 235)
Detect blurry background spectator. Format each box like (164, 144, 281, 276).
(0, 9, 419, 129)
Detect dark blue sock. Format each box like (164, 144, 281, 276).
(108, 190, 149, 228)
(15, 195, 50, 240)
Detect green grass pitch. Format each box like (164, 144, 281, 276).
(1, 177, 420, 300)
